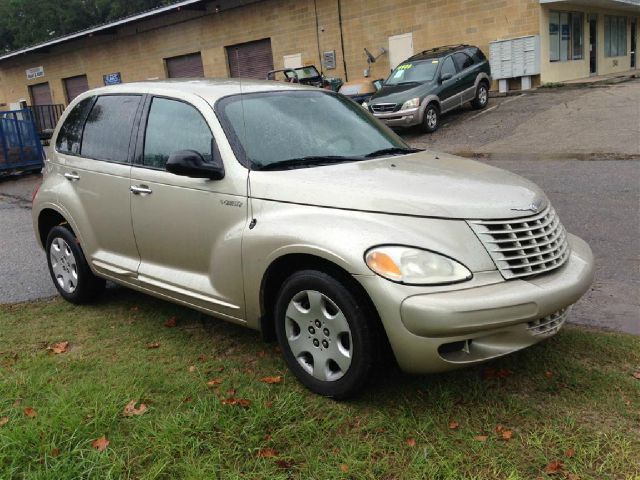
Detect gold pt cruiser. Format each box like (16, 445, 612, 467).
(32, 80, 594, 398)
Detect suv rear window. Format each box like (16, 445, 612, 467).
(469, 47, 486, 63)
(55, 97, 94, 155)
(80, 95, 141, 163)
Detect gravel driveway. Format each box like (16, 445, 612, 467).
(1, 81, 638, 334)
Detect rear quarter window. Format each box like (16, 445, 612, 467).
(80, 95, 141, 163)
(55, 97, 94, 155)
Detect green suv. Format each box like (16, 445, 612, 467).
(365, 44, 491, 133)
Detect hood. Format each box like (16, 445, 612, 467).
(370, 82, 432, 105)
(249, 151, 548, 220)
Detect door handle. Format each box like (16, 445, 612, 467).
(130, 185, 153, 195)
(64, 172, 80, 181)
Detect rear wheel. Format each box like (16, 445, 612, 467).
(274, 270, 376, 399)
(421, 103, 440, 133)
(471, 81, 489, 109)
(46, 226, 105, 304)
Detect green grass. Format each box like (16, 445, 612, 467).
(1, 289, 639, 479)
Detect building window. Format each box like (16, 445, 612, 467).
(549, 11, 584, 62)
(605, 16, 627, 57)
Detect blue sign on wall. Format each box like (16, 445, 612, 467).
(103, 72, 122, 85)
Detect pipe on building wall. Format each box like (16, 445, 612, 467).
(337, 0, 348, 81)
(313, 0, 324, 75)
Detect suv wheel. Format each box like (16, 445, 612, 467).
(421, 103, 440, 133)
(274, 270, 375, 399)
(46, 226, 105, 304)
(472, 82, 489, 109)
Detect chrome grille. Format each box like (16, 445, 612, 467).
(371, 103, 397, 113)
(527, 308, 570, 336)
(468, 205, 570, 279)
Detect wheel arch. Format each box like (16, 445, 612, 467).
(258, 253, 385, 347)
(37, 207, 74, 248)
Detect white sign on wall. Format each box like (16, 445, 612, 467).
(26, 66, 45, 80)
(283, 53, 303, 69)
(388, 33, 413, 70)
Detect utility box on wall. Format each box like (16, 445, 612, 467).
(489, 35, 540, 92)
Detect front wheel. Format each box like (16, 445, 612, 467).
(471, 82, 489, 109)
(274, 270, 376, 399)
(421, 104, 440, 133)
(46, 226, 105, 304)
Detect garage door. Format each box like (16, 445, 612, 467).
(166, 52, 204, 78)
(226, 38, 274, 79)
(29, 82, 53, 106)
(64, 75, 89, 103)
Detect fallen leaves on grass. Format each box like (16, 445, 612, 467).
(50, 448, 60, 457)
(545, 370, 554, 378)
(48, 341, 69, 354)
(0, 416, 8, 427)
(544, 460, 564, 475)
(164, 317, 177, 328)
(256, 447, 278, 458)
(501, 430, 513, 440)
(260, 375, 283, 384)
(188, 365, 197, 373)
(146, 342, 160, 349)
(482, 367, 513, 380)
(632, 371, 640, 380)
(474, 435, 488, 442)
(220, 397, 251, 408)
(122, 400, 148, 417)
(340, 464, 349, 473)
(405, 438, 417, 447)
(275, 459, 296, 470)
(207, 378, 224, 387)
(564, 448, 576, 458)
(23, 407, 37, 417)
(449, 421, 459, 430)
(91, 436, 109, 452)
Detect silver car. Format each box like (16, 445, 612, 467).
(32, 80, 594, 398)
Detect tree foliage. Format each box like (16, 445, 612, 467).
(0, 0, 174, 52)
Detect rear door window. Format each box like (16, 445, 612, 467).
(56, 97, 94, 155)
(80, 95, 141, 163)
(453, 52, 474, 71)
(142, 97, 213, 169)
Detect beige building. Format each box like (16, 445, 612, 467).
(0, 0, 638, 112)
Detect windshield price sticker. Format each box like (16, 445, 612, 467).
(397, 64, 413, 70)
(431, 60, 439, 64)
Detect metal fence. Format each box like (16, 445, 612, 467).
(0, 109, 45, 175)
(28, 104, 64, 138)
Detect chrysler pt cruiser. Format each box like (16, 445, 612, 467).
(32, 80, 594, 398)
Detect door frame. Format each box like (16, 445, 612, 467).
(631, 17, 637, 69)
(589, 14, 598, 76)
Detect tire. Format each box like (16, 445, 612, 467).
(46, 226, 105, 304)
(421, 103, 440, 133)
(274, 270, 376, 399)
(471, 81, 489, 110)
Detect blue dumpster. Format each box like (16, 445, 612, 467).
(0, 109, 45, 176)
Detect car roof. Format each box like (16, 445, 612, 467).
(406, 44, 474, 62)
(76, 78, 318, 105)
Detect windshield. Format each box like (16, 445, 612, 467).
(215, 90, 410, 169)
(287, 66, 321, 80)
(385, 60, 439, 86)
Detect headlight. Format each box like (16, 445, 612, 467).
(361, 101, 369, 110)
(365, 246, 472, 285)
(401, 97, 420, 110)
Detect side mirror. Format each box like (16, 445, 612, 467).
(440, 72, 453, 83)
(373, 79, 383, 90)
(166, 149, 224, 180)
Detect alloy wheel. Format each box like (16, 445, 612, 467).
(284, 290, 352, 382)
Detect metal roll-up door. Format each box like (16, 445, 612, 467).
(64, 75, 89, 103)
(166, 52, 205, 78)
(226, 38, 274, 79)
(29, 82, 53, 106)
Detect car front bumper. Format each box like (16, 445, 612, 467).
(356, 233, 594, 374)
(372, 107, 422, 127)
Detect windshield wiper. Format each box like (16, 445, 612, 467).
(364, 147, 423, 158)
(254, 155, 365, 171)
